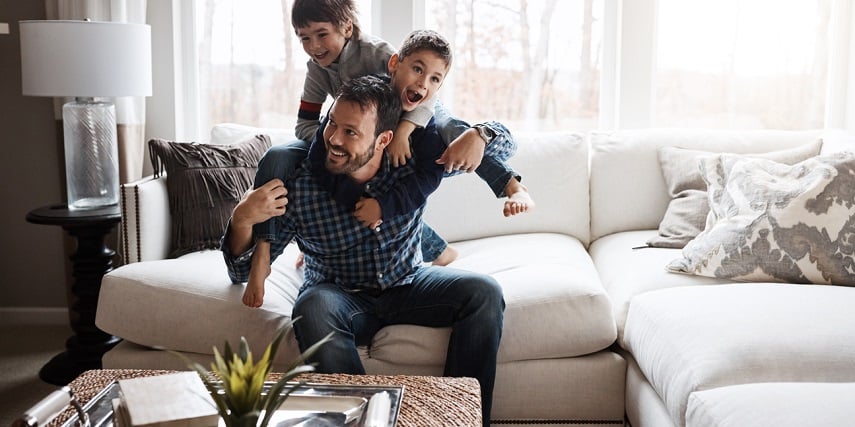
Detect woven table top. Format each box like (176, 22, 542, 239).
(48, 369, 481, 427)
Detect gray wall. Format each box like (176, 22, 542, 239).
(1, 1, 71, 309)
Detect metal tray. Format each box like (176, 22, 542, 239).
(56, 381, 403, 427)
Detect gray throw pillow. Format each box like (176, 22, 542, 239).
(666, 151, 855, 286)
(647, 140, 823, 248)
(148, 135, 271, 257)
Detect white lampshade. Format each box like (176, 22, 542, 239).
(20, 20, 152, 97)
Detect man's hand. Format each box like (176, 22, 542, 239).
(388, 121, 417, 167)
(436, 128, 486, 173)
(232, 179, 288, 229)
(354, 197, 383, 229)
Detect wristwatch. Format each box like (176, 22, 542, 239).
(473, 124, 495, 144)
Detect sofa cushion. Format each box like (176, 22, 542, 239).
(424, 131, 590, 246)
(647, 141, 822, 248)
(210, 122, 297, 146)
(667, 151, 855, 286)
(589, 230, 733, 341)
(621, 284, 855, 427)
(369, 233, 616, 365)
(686, 382, 855, 427)
(589, 129, 822, 241)
(98, 232, 615, 368)
(148, 136, 271, 257)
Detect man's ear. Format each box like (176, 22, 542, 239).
(375, 130, 394, 151)
(387, 54, 399, 75)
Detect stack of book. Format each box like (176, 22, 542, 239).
(112, 372, 219, 427)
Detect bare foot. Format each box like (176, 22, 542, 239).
(243, 266, 268, 308)
(504, 191, 535, 216)
(243, 241, 271, 308)
(432, 245, 459, 266)
(503, 179, 535, 217)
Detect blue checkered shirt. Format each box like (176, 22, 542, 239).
(223, 125, 446, 291)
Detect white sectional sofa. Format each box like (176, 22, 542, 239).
(96, 125, 855, 426)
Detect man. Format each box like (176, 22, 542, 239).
(222, 75, 504, 425)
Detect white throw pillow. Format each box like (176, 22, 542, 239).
(647, 140, 822, 248)
(667, 151, 855, 285)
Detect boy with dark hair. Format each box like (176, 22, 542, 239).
(242, 0, 532, 308)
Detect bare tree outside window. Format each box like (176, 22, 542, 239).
(426, 0, 603, 132)
(195, 0, 373, 134)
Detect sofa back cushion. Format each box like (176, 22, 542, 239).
(214, 124, 592, 245)
(424, 131, 591, 245)
(588, 128, 822, 241)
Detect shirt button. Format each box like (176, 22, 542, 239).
(377, 272, 384, 279)
(374, 226, 381, 232)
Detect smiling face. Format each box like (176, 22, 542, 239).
(387, 49, 449, 112)
(296, 20, 352, 67)
(322, 99, 387, 180)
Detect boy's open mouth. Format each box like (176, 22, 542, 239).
(406, 90, 423, 103)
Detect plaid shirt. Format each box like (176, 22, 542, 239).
(223, 123, 446, 291)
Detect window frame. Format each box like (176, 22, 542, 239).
(146, 0, 855, 146)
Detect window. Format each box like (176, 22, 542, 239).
(654, 0, 832, 129)
(194, 0, 373, 134)
(182, 0, 851, 137)
(425, 0, 604, 132)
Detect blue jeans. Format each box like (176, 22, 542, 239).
(253, 140, 309, 241)
(253, 141, 449, 261)
(291, 266, 505, 426)
(434, 103, 520, 197)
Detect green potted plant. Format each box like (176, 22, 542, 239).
(170, 318, 331, 427)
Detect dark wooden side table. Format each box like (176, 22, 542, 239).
(26, 204, 123, 386)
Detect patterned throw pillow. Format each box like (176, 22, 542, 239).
(148, 135, 271, 257)
(667, 151, 855, 286)
(647, 140, 822, 248)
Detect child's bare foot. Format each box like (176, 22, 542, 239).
(243, 240, 271, 308)
(504, 191, 535, 216)
(243, 267, 268, 308)
(503, 179, 535, 217)
(432, 245, 459, 266)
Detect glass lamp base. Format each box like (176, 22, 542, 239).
(63, 98, 120, 210)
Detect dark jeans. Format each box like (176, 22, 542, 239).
(291, 266, 505, 426)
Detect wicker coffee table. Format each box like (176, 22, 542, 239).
(46, 369, 481, 427)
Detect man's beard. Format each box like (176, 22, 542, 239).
(325, 141, 376, 175)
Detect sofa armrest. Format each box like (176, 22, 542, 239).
(120, 175, 171, 263)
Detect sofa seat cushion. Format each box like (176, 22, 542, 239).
(590, 230, 735, 340)
(98, 232, 614, 367)
(369, 233, 616, 366)
(97, 246, 307, 365)
(621, 284, 855, 427)
(686, 382, 855, 427)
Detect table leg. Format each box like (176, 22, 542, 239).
(39, 221, 122, 385)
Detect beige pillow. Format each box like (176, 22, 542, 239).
(667, 151, 855, 285)
(647, 140, 823, 248)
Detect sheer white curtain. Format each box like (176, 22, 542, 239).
(45, 0, 149, 184)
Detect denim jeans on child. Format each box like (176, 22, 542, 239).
(251, 140, 450, 262)
(291, 265, 505, 426)
(434, 103, 520, 197)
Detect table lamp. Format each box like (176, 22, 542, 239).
(19, 20, 152, 210)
